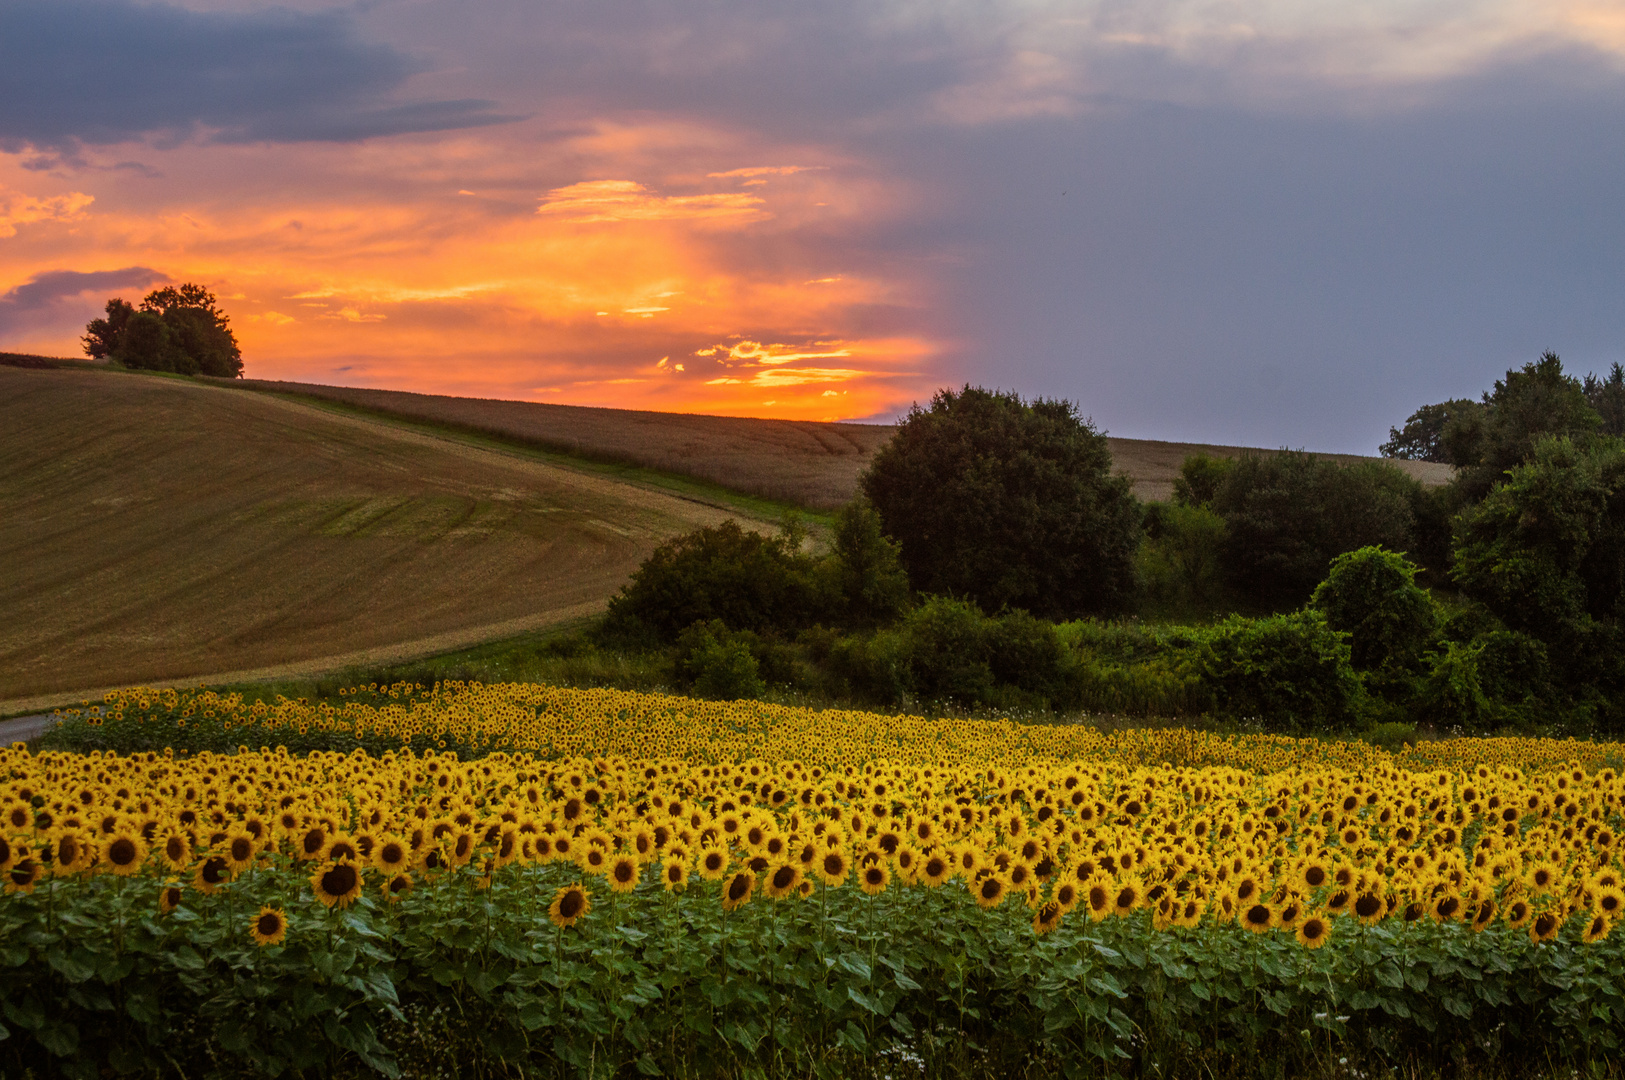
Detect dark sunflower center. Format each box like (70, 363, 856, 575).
(257, 914, 281, 936)
(823, 854, 842, 876)
(1116, 888, 1135, 909)
(202, 857, 228, 884)
(865, 868, 884, 886)
(560, 891, 583, 918)
(1305, 868, 1326, 887)
(1354, 894, 1382, 918)
(615, 862, 635, 883)
(926, 859, 945, 877)
(231, 839, 253, 861)
(981, 878, 1001, 900)
(1303, 920, 1324, 939)
(303, 830, 325, 855)
(109, 839, 138, 865)
(382, 843, 404, 864)
(728, 875, 751, 901)
(1245, 904, 1271, 926)
(773, 867, 795, 889)
(322, 864, 358, 895)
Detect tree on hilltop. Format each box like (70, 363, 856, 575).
(83, 283, 242, 378)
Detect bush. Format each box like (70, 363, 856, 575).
(1211, 451, 1421, 608)
(823, 498, 911, 628)
(1171, 453, 1232, 506)
(862, 386, 1141, 618)
(1196, 610, 1362, 731)
(604, 519, 821, 640)
(1310, 546, 1440, 674)
(674, 621, 768, 700)
(1138, 502, 1228, 615)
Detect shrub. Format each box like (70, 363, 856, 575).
(604, 519, 820, 640)
(1196, 610, 1362, 731)
(1211, 451, 1421, 608)
(1171, 453, 1233, 506)
(862, 386, 1141, 618)
(1138, 502, 1227, 615)
(674, 621, 768, 700)
(823, 498, 911, 627)
(1309, 546, 1440, 674)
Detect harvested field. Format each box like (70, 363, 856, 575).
(0, 367, 742, 706)
(231, 379, 1454, 507)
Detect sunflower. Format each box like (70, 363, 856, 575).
(193, 855, 232, 895)
(250, 906, 287, 947)
(1299, 860, 1330, 891)
(697, 846, 729, 881)
(974, 873, 1007, 910)
(1053, 881, 1078, 913)
(157, 881, 183, 913)
(1242, 902, 1277, 933)
(721, 869, 756, 911)
(103, 832, 146, 876)
(323, 835, 362, 865)
(310, 859, 363, 909)
(1504, 898, 1533, 929)
(1032, 901, 1063, 935)
(1525, 862, 1560, 896)
(1529, 910, 1563, 943)
(549, 883, 591, 928)
(1295, 914, 1331, 948)
(1352, 891, 1385, 925)
(374, 835, 410, 873)
(1595, 887, 1625, 920)
(609, 855, 640, 893)
(661, 856, 689, 892)
(298, 825, 329, 861)
(1112, 879, 1142, 917)
(919, 854, 951, 888)
(1433, 893, 1464, 922)
(1084, 876, 1113, 922)
(817, 849, 849, 887)
(384, 873, 414, 903)
(223, 832, 257, 873)
(1582, 913, 1613, 943)
(765, 863, 802, 899)
(4, 858, 40, 894)
(50, 832, 91, 877)
(859, 863, 890, 896)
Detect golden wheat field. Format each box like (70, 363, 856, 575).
(233, 378, 1456, 506)
(0, 368, 746, 706)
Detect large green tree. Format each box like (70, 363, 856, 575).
(82, 283, 242, 378)
(860, 386, 1141, 618)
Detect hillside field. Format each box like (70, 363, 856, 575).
(0, 366, 741, 709)
(231, 378, 1454, 505)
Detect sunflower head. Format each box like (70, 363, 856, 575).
(310, 859, 363, 909)
(1295, 914, 1331, 948)
(104, 833, 146, 876)
(974, 873, 1007, 910)
(250, 906, 287, 947)
(859, 863, 890, 896)
(609, 855, 640, 893)
(721, 869, 756, 911)
(384, 873, 414, 903)
(765, 863, 802, 900)
(661, 857, 689, 892)
(549, 883, 591, 928)
(1032, 901, 1063, 936)
(1242, 903, 1276, 933)
(157, 882, 183, 913)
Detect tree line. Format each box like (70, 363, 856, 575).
(594, 364, 1625, 737)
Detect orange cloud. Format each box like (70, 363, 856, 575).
(0, 185, 94, 238)
(0, 125, 943, 422)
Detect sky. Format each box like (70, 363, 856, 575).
(2, 0, 1623, 448)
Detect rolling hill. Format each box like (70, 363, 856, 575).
(0, 366, 745, 709)
(230, 378, 1454, 507)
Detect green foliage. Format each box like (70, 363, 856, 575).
(1195, 610, 1363, 732)
(827, 597, 1072, 711)
(1211, 452, 1422, 607)
(83, 284, 243, 378)
(862, 385, 1141, 619)
(824, 498, 911, 628)
(1310, 546, 1440, 674)
(1445, 352, 1601, 499)
(604, 519, 822, 641)
(4, 857, 1623, 1080)
(1585, 362, 1625, 437)
(1058, 621, 1210, 717)
(673, 621, 769, 700)
(1171, 452, 1233, 506)
(1380, 399, 1480, 463)
(1138, 502, 1228, 616)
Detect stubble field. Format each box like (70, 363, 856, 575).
(0, 367, 743, 708)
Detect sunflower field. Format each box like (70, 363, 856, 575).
(4, 684, 1625, 1078)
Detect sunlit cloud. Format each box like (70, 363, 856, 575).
(0, 184, 94, 237)
(535, 180, 766, 224)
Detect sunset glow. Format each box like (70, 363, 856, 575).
(1, 0, 1622, 439)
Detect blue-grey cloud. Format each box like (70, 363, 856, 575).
(0, 0, 519, 150)
(0, 267, 164, 338)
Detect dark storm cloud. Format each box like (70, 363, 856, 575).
(0, 0, 518, 150)
(0, 267, 163, 336)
